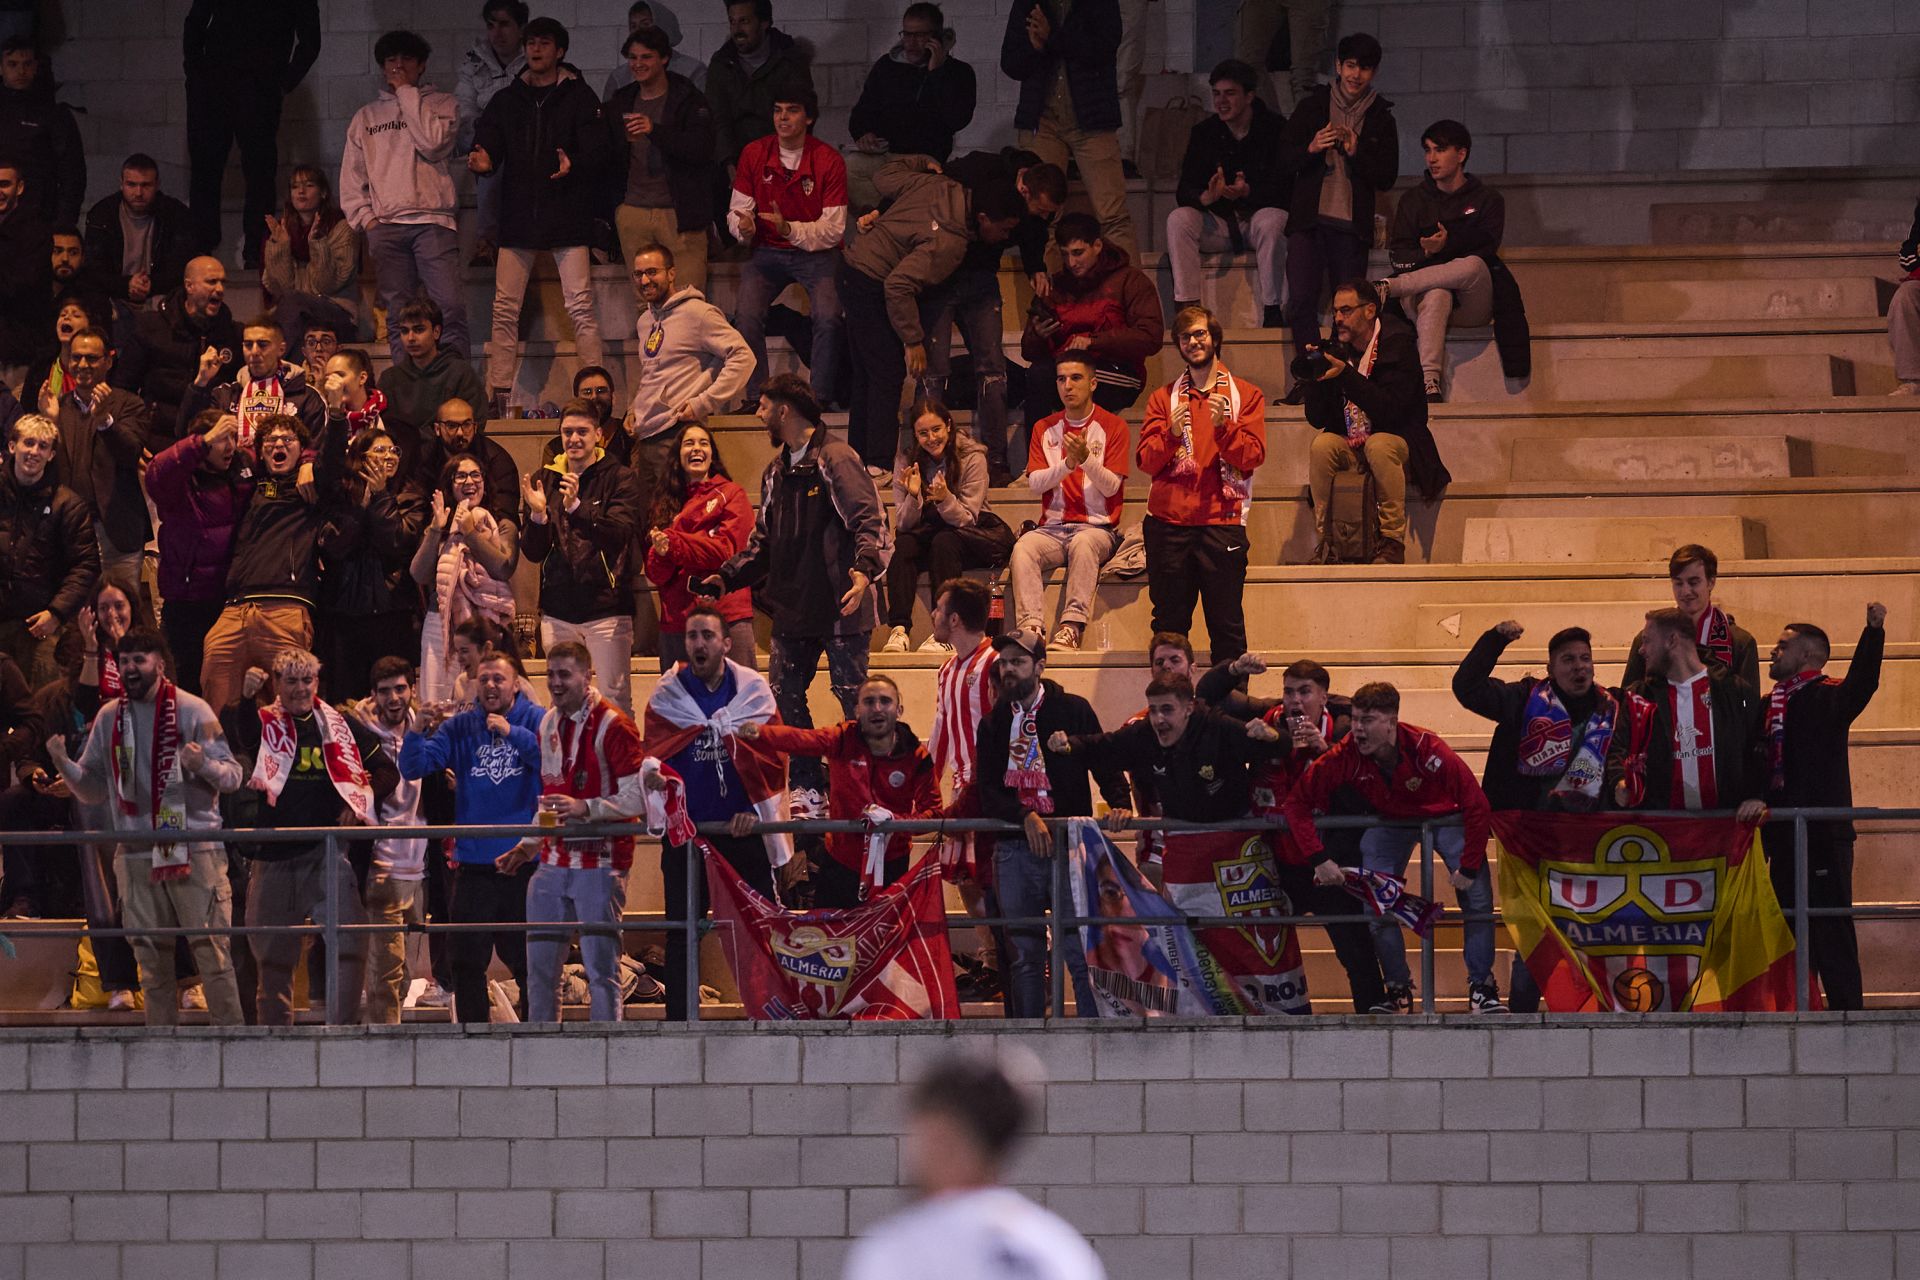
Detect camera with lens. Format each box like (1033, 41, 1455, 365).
(1291, 343, 1333, 381)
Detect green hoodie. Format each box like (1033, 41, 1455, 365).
(377, 344, 489, 439)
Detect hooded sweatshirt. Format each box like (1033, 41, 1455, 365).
(398, 690, 544, 865)
(378, 345, 489, 440)
(342, 82, 461, 231)
(1020, 244, 1164, 401)
(841, 162, 973, 346)
(456, 38, 528, 152)
(629, 287, 755, 442)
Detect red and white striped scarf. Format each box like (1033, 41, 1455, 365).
(111, 680, 191, 881)
(250, 700, 375, 826)
(1342, 326, 1382, 448)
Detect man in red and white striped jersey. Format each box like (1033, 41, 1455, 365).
(1608, 607, 1767, 820)
(927, 577, 1002, 991)
(1007, 352, 1130, 652)
(498, 641, 647, 1023)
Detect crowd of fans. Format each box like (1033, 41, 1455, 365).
(0, 5, 1892, 1024)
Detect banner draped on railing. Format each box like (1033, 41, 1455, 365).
(1492, 812, 1803, 1012)
(703, 843, 960, 1020)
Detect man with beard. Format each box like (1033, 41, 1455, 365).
(83, 154, 196, 308)
(1136, 304, 1266, 666)
(737, 674, 941, 907)
(401, 394, 519, 526)
(496, 642, 647, 1023)
(0, 413, 97, 684)
(641, 607, 791, 1020)
(225, 646, 393, 1025)
(132, 254, 242, 430)
(699, 375, 885, 812)
(353, 655, 433, 1024)
(1282, 681, 1502, 1013)
(626, 243, 751, 520)
(1299, 278, 1449, 565)
(42, 328, 151, 584)
(146, 410, 254, 696)
(0, 158, 48, 368)
(1759, 603, 1886, 1011)
(522, 401, 645, 714)
(1197, 653, 1389, 1013)
(198, 399, 348, 714)
(176, 315, 325, 446)
(1620, 543, 1761, 692)
(704, 0, 815, 165)
(46, 626, 247, 1025)
(49, 229, 112, 313)
(971, 629, 1129, 1017)
(1609, 607, 1769, 821)
(400, 648, 544, 1022)
(1451, 620, 1622, 1011)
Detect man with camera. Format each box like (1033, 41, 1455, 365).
(1298, 279, 1449, 565)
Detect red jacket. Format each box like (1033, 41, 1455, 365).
(1020, 244, 1163, 399)
(1280, 721, 1491, 871)
(1137, 365, 1267, 526)
(644, 475, 755, 629)
(755, 720, 941, 872)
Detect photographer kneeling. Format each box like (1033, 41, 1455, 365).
(1299, 280, 1450, 565)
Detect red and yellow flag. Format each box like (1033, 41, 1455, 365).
(1492, 812, 1801, 1012)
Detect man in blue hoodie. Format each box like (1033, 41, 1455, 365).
(399, 648, 543, 1022)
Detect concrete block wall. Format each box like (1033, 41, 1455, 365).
(3, 1017, 1919, 1279)
(38, 0, 1920, 227)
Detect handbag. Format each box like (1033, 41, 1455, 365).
(1137, 94, 1205, 183)
(1321, 460, 1381, 565)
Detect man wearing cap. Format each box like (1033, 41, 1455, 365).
(970, 627, 1129, 1017)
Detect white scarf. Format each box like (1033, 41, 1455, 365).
(250, 699, 376, 826)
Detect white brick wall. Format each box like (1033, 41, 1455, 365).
(3, 1018, 1920, 1278)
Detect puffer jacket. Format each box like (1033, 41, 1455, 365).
(1021, 243, 1163, 400)
(643, 474, 754, 630)
(521, 450, 644, 623)
(144, 430, 256, 605)
(0, 463, 98, 624)
(455, 37, 527, 152)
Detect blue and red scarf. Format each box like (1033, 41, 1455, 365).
(1516, 681, 1617, 807)
(1765, 669, 1828, 791)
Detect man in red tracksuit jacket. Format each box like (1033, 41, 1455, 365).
(1280, 681, 1502, 1015)
(1135, 303, 1266, 666)
(737, 673, 941, 908)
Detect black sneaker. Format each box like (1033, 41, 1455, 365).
(1469, 981, 1508, 1014)
(1369, 983, 1414, 1014)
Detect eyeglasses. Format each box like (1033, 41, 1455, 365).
(1331, 303, 1371, 317)
(435, 418, 476, 429)
(365, 444, 400, 458)
(453, 471, 484, 483)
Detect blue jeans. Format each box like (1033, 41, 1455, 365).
(993, 837, 1094, 1018)
(919, 266, 1009, 473)
(1359, 823, 1495, 987)
(767, 632, 867, 796)
(735, 247, 843, 406)
(366, 222, 470, 365)
(526, 863, 627, 1023)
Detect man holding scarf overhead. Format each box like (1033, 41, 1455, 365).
(227, 646, 397, 1025)
(1759, 603, 1886, 1010)
(1621, 543, 1761, 692)
(47, 627, 247, 1026)
(1451, 620, 1622, 1011)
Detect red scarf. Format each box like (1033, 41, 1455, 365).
(98, 647, 123, 699)
(250, 700, 375, 826)
(1766, 669, 1827, 791)
(347, 389, 387, 436)
(1696, 606, 1735, 669)
(1004, 688, 1052, 815)
(110, 680, 191, 882)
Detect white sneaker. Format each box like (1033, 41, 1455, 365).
(107, 989, 137, 1012)
(178, 985, 208, 1012)
(882, 626, 911, 653)
(867, 466, 893, 489)
(415, 982, 454, 1009)
(917, 635, 954, 654)
(1891, 381, 1920, 397)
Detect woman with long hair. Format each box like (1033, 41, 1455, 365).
(642, 421, 756, 669)
(262, 164, 361, 351)
(317, 429, 426, 702)
(411, 452, 519, 702)
(883, 399, 1014, 652)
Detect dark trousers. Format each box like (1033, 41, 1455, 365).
(450, 861, 534, 1023)
(1141, 515, 1250, 666)
(838, 260, 906, 467)
(886, 513, 1014, 627)
(661, 833, 773, 1021)
(426, 852, 455, 991)
(629, 430, 678, 658)
(0, 785, 82, 916)
(322, 609, 421, 704)
(1277, 861, 1387, 1014)
(186, 76, 285, 258)
(1768, 834, 1863, 1011)
(1283, 224, 1371, 344)
(920, 266, 1009, 473)
(162, 600, 224, 698)
(807, 845, 907, 911)
(767, 632, 867, 797)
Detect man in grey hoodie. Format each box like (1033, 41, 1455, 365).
(47, 627, 247, 1026)
(343, 30, 470, 367)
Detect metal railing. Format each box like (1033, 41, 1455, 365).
(5, 807, 1913, 1022)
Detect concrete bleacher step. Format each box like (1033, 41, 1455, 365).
(1609, 276, 1892, 324)
(1459, 515, 1766, 564)
(1542, 352, 1856, 402)
(1506, 434, 1807, 482)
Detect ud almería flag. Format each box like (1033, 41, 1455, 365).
(1492, 812, 1801, 1012)
(704, 846, 960, 1020)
